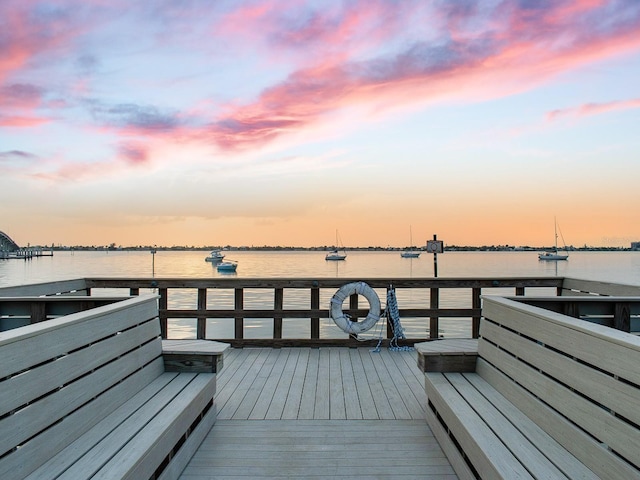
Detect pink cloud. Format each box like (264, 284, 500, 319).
(193, 0, 640, 151)
(63, 0, 635, 161)
(547, 98, 640, 121)
(6, 1, 640, 175)
(28, 148, 152, 183)
(0, 115, 50, 127)
(118, 141, 150, 165)
(0, 3, 80, 82)
(46, 1, 640, 159)
(213, 0, 413, 67)
(0, 3, 93, 129)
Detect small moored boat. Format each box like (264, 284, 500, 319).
(401, 225, 421, 258)
(205, 250, 225, 262)
(326, 230, 347, 261)
(216, 260, 238, 272)
(325, 249, 347, 261)
(538, 251, 569, 261)
(539, 218, 569, 261)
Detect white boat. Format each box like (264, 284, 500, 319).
(216, 260, 237, 272)
(538, 251, 569, 261)
(326, 230, 347, 261)
(325, 249, 347, 261)
(401, 225, 421, 258)
(539, 219, 569, 261)
(205, 250, 225, 262)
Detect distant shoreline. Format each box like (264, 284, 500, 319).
(44, 245, 638, 252)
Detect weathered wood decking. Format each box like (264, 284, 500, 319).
(179, 347, 458, 479)
(216, 347, 427, 421)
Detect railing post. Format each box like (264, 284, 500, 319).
(614, 302, 631, 332)
(311, 286, 320, 339)
(235, 288, 244, 339)
(274, 287, 283, 339)
(159, 288, 168, 338)
(30, 302, 46, 324)
(197, 288, 207, 339)
(564, 302, 580, 318)
(472, 287, 481, 338)
(430, 287, 439, 339)
(349, 293, 358, 340)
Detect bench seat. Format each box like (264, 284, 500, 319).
(425, 370, 598, 480)
(26, 369, 215, 480)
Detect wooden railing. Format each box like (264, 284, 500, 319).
(2, 277, 638, 346)
(84, 277, 566, 346)
(0, 296, 128, 331)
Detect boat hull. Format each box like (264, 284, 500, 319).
(325, 248, 346, 260)
(538, 253, 568, 261)
(216, 261, 237, 272)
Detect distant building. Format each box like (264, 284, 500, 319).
(632, 242, 640, 251)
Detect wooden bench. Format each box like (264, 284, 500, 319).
(416, 296, 640, 480)
(0, 295, 228, 480)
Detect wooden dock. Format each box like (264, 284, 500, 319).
(4, 277, 639, 478)
(179, 347, 458, 479)
(0, 249, 53, 259)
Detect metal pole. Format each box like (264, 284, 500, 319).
(433, 234, 438, 278)
(151, 247, 157, 277)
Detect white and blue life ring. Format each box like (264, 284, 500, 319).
(330, 281, 381, 334)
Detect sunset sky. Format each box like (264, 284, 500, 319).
(1, 0, 639, 248)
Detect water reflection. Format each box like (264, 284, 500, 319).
(401, 256, 416, 277)
(325, 256, 344, 277)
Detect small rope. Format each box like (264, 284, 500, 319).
(369, 321, 384, 352)
(387, 285, 413, 352)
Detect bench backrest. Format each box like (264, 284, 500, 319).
(479, 296, 640, 480)
(0, 295, 162, 479)
(561, 277, 640, 296)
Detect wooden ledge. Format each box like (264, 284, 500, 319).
(162, 339, 230, 373)
(415, 338, 478, 372)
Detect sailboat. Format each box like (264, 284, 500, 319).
(400, 226, 421, 258)
(326, 230, 347, 261)
(539, 219, 569, 261)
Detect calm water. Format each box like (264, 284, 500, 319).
(2, 249, 640, 285)
(2, 250, 639, 339)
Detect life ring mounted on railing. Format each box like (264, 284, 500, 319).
(330, 281, 381, 334)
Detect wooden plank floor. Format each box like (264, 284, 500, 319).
(179, 348, 457, 479)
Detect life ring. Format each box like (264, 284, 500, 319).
(330, 281, 381, 334)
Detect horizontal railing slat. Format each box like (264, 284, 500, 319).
(161, 308, 482, 318)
